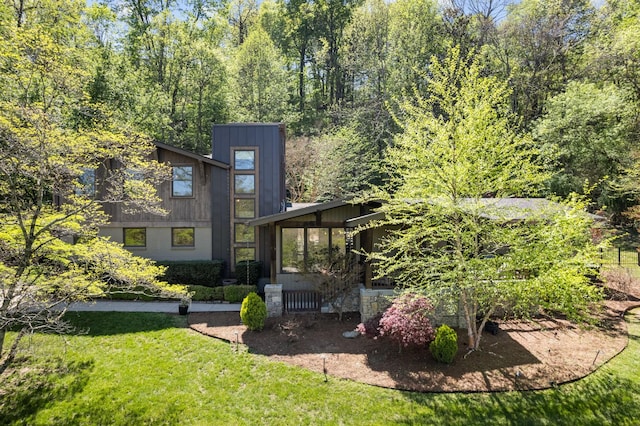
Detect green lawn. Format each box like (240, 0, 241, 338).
(1, 310, 639, 425)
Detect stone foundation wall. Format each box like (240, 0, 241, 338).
(360, 288, 467, 329)
(264, 284, 283, 317)
(321, 285, 362, 314)
(359, 288, 395, 322)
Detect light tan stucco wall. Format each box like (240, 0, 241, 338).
(99, 227, 212, 261)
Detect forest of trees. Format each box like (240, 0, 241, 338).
(3, 0, 640, 223)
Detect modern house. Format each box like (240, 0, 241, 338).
(99, 123, 286, 277)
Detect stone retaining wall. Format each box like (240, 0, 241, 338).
(359, 288, 395, 322)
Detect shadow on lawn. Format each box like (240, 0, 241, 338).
(63, 311, 188, 336)
(399, 372, 640, 425)
(0, 357, 94, 424)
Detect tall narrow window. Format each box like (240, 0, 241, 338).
(235, 223, 255, 243)
(172, 165, 193, 197)
(234, 199, 255, 219)
(124, 228, 146, 247)
(234, 175, 255, 194)
(231, 148, 258, 268)
(234, 151, 255, 170)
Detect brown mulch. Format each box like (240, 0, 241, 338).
(188, 279, 640, 393)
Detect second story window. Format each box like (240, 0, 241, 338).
(172, 165, 193, 197)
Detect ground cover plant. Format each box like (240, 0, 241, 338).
(1, 310, 639, 425)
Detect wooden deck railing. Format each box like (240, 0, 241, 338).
(283, 290, 321, 313)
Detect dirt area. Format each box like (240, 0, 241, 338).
(189, 276, 640, 392)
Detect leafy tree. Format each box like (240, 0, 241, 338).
(0, 0, 186, 373)
(387, 0, 444, 98)
(359, 47, 603, 351)
(534, 81, 636, 213)
(497, 0, 595, 122)
(229, 25, 290, 122)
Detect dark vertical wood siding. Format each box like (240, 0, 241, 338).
(212, 123, 286, 278)
(104, 148, 217, 224)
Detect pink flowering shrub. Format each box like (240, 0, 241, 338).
(378, 293, 435, 350)
(356, 313, 383, 338)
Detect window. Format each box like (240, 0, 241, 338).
(281, 228, 346, 273)
(231, 147, 258, 270)
(234, 150, 255, 170)
(234, 174, 255, 194)
(172, 165, 193, 197)
(235, 224, 255, 243)
(172, 227, 195, 247)
(235, 247, 255, 264)
(124, 228, 146, 247)
(234, 199, 255, 219)
(76, 169, 96, 196)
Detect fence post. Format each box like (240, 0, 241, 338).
(264, 284, 283, 318)
(618, 247, 622, 265)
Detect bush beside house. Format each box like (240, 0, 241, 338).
(158, 260, 225, 287)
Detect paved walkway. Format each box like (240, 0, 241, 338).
(66, 300, 241, 313)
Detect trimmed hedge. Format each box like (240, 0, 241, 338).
(235, 260, 262, 285)
(189, 285, 215, 301)
(223, 285, 257, 303)
(157, 260, 224, 287)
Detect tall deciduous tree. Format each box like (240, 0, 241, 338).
(229, 25, 290, 122)
(359, 47, 603, 350)
(533, 81, 636, 213)
(498, 0, 594, 122)
(0, 0, 186, 372)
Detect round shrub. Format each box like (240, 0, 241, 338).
(430, 324, 458, 364)
(379, 293, 435, 350)
(240, 292, 267, 331)
(356, 313, 383, 338)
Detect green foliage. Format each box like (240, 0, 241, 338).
(229, 25, 290, 122)
(224, 285, 257, 303)
(2, 310, 640, 424)
(188, 285, 215, 302)
(235, 261, 262, 286)
(0, 0, 185, 371)
(212, 286, 225, 301)
(240, 292, 267, 331)
(430, 324, 459, 364)
(360, 47, 603, 350)
(534, 81, 635, 209)
(157, 260, 225, 287)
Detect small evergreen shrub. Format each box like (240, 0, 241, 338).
(235, 260, 262, 285)
(240, 292, 267, 331)
(379, 293, 435, 350)
(430, 324, 459, 364)
(223, 284, 257, 303)
(356, 313, 383, 338)
(157, 260, 225, 287)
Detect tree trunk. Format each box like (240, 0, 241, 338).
(0, 328, 5, 359)
(0, 328, 27, 375)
